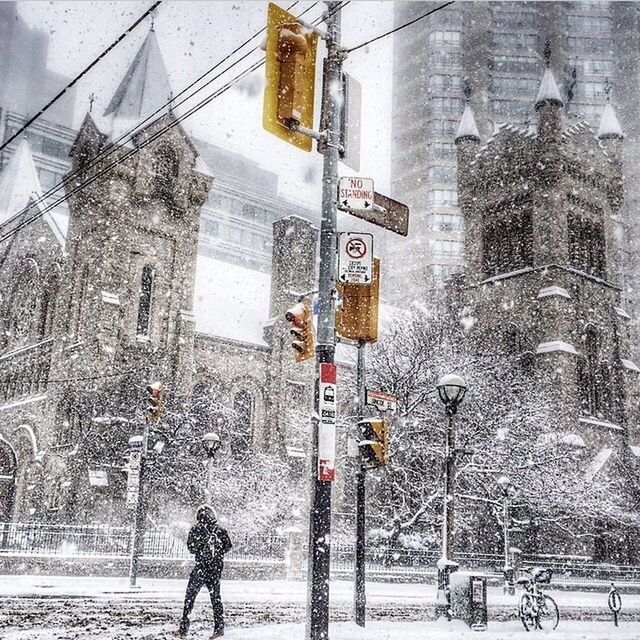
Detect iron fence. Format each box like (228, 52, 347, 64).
(2, 521, 640, 582)
(0, 522, 285, 562)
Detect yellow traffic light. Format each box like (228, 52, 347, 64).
(358, 418, 389, 467)
(146, 381, 165, 424)
(285, 298, 315, 363)
(336, 258, 380, 343)
(263, 3, 318, 151)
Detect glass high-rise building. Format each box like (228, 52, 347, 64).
(390, 1, 640, 305)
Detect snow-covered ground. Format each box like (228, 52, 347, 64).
(2, 575, 639, 639)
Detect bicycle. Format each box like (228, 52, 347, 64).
(516, 567, 560, 631)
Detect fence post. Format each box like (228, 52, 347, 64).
(285, 527, 304, 580)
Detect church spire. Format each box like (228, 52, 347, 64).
(535, 41, 563, 109)
(455, 79, 480, 143)
(598, 81, 623, 140)
(103, 29, 172, 128)
(0, 139, 42, 225)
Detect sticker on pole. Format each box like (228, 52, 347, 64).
(338, 232, 373, 284)
(318, 363, 337, 482)
(338, 176, 374, 211)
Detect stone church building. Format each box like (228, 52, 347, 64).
(0, 30, 318, 522)
(455, 64, 640, 546)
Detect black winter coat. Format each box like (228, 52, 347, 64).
(187, 521, 232, 572)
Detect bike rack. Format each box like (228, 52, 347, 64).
(608, 583, 622, 627)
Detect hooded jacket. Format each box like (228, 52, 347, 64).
(187, 506, 233, 571)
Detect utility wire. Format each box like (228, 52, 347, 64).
(346, 0, 455, 53)
(0, 1, 346, 245)
(0, 368, 143, 389)
(0, 1, 162, 153)
(0, 56, 266, 245)
(0, 1, 325, 240)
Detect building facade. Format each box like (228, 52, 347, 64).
(0, 29, 319, 524)
(390, 1, 640, 318)
(455, 67, 640, 557)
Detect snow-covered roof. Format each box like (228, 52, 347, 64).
(586, 447, 613, 482)
(536, 340, 577, 355)
(0, 139, 41, 226)
(578, 416, 624, 432)
(621, 358, 640, 373)
(0, 140, 67, 246)
(535, 68, 563, 107)
(598, 103, 624, 140)
(537, 286, 571, 300)
(615, 307, 631, 319)
(537, 432, 586, 448)
(101, 29, 172, 141)
(193, 254, 271, 346)
(455, 105, 480, 142)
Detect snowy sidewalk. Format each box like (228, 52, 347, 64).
(2, 575, 640, 639)
(2, 574, 640, 608)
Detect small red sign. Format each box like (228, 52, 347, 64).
(319, 459, 335, 482)
(320, 363, 337, 385)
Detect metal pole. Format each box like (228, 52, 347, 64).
(354, 341, 366, 627)
(436, 412, 456, 617)
(128, 419, 150, 588)
(503, 494, 513, 595)
(206, 455, 214, 504)
(306, 4, 343, 639)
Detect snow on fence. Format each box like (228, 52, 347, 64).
(2, 522, 640, 582)
(0, 522, 285, 563)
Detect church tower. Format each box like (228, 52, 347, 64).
(45, 29, 212, 517)
(456, 65, 639, 460)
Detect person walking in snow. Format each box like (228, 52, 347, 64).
(174, 505, 232, 638)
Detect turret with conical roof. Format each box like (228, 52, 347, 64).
(455, 98, 482, 280)
(535, 66, 564, 144)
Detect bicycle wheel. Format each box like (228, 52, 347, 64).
(537, 594, 559, 630)
(519, 593, 535, 631)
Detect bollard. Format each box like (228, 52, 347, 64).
(608, 582, 622, 627)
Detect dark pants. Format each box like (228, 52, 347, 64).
(180, 565, 224, 634)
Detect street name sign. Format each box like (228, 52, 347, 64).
(366, 389, 397, 413)
(318, 363, 337, 482)
(338, 176, 374, 211)
(345, 191, 410, 237)
(338, 232, 373, 284)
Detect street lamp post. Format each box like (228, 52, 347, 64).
(497, 475, 517, 595)
(435, 373, 467, 618)
(202, 431, 221, 505)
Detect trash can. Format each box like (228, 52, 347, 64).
(450, 574, 488, 631)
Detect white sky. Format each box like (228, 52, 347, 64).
(17, 1, 395, 205)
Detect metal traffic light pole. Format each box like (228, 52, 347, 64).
(306, 3, 344, 639)
(354, 340, 366, 627)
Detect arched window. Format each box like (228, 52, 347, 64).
(504, 324, 521, 355)
(137, 265, 155, 338)
(5, 258, 40, 350)
(55, 405, 82, 446)
(74, 265, 90, 339)
(232, 391, 253, 455)
(152, 148, 179, 201)
(37, 269, 60, 338)
(568, 213, 606, 278)
(0, 440, 17, 519)
(579, 326, 600, 415)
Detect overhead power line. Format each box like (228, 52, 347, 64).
(0, 0, 325, 241)
(346, 0, 455, 53)
(0, 0, 162, 153)
(0, 1, 347, 245)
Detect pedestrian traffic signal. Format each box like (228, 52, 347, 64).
(263, 3, 318, 151)
(358, 418, 389, 468)
(285, 298, 315, 363)
(146, 381, 165, 423)
(336, 258, 381, 343)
